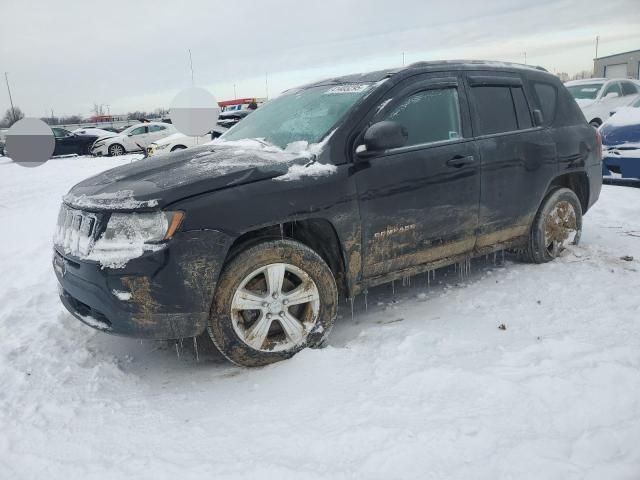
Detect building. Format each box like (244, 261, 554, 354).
(593, 49, 640, 79)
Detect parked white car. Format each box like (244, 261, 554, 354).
(91, 122, 177, 156)
(146, 126, 227, 157)
(72, 127, 116, 138)
(565, 78, 640, 127)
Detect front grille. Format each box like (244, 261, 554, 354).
(54, 205, 99, 257)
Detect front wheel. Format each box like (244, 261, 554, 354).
(521, 187, 582, 263)
(207, 239, 338, 367)
(108, 143, 125, 156)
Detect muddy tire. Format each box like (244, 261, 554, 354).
(521, 187, 582, 263)
(207, 239, 338, 367)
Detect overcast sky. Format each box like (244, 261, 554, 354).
(1, 0, 639, 117)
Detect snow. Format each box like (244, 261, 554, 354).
(71, 128, 116, 138)
(604, 106, 640, 127)
(1, 157, 640, 478)
(274, 161, 338, 182)
(112, 290, 132, 301)
(64, 189, 159, 211)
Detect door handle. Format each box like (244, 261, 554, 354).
(446, 155, 475, 168)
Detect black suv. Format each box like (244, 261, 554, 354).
(53, 60, 602, 367)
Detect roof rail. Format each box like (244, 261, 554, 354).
(407, 60, 549, 72)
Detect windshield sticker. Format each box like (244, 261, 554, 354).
(324, 84, 371, 95)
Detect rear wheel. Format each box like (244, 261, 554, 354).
(108, 143, 125, 156)
(521, 188, 582, 263)
(589, 120, 601, 128)
(207, 239, 338, 367)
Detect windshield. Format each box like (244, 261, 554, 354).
(632, 97, 640, 108)
(220, 83, 374, 149)
(567, 83, 604, 100)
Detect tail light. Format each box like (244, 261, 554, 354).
(594, 128, 603, 161)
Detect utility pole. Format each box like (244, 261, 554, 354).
(4, 72, 16, 121)
(523, 52, 527, 65)
(188, 49, 194, 86)
(595, 36, 599, 59)
(402, 52, 405, 66)
(234, 83, 237, 99)
(265, 73, 269, 99)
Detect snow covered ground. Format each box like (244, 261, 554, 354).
(1, 155, 640, 479)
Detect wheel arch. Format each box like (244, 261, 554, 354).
(225, 218, 349, 298)
(547, 172, 590, 214)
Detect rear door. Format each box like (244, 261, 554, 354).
(354, 73, 481, 279)
(466, 72, 557, 250)
(148, 124, 169, 143)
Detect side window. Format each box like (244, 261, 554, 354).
(533, 82, 557, 124)
(382, 88, 462, 146)
(603, 82, 623, 98)
(511, 87, 532, 129)
(621, 81, 639, 96)
(471, 86, 517, 135)
(148, 125, 166, 132)
(129, 126, 147, 136)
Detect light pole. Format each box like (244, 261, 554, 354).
(4, 72, 16, 122)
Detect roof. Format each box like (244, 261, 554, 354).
(594, 49, 640, 61)
(565, 78, 608, 85)
(299, 60, 550, 90)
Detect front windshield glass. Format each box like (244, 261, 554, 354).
(220, 83, 374, 149)
(567, 83, 604, 100)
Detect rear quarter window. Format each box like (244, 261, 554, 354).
(533, 82, 557, 125)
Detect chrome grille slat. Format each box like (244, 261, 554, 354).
(54, 205, 98, 257)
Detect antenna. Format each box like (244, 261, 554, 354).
(188, 49, 194, 85)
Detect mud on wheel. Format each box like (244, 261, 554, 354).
(522, 187, 582, 263)
(207, 239, 338, 367)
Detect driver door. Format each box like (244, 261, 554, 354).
(124, 125, 149, 151)
(354, 74, 480, 279)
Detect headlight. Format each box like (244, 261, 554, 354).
(96, 211, 184, 249)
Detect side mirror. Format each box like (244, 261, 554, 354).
(532, 109, 544, 126)
(604, 92, 619, 100)
(357, 121, 408, 158)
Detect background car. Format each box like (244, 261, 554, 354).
(51, 127, 101, 156)
(91, 122, 177, 156)
(565, 78, 640, 127)
(216, 109, 253, 128)
(601, 98, 640, 179)
(147, 126, 227, 157)
(72, 127, 117, 138)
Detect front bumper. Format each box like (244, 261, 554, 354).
(91, 143, 109, 156)
(54, 230, 231, 339)
(603, 150, 640, 179)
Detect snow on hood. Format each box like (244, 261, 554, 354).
(603, 107, 640, 128)
(64, 137, 333, 211)
(63, 189, 159, 210)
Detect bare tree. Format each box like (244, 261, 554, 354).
(2, 107, 24, 127)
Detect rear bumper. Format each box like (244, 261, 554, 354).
(603, 151, 640, 179)
(586, 161, 603, 212)
(54, 230, 231, 339)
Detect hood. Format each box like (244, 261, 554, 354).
(64, 140, 316, 211)
(601, 107, 640, 147)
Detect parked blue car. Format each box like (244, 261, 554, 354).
(601, 97, 640, 179)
